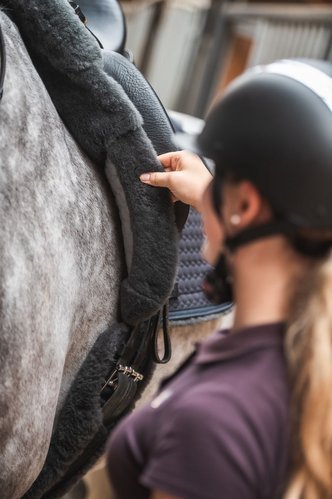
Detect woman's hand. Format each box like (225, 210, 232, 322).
(140, 151, 212, 212)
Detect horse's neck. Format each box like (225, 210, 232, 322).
(0, 13, 123, 498)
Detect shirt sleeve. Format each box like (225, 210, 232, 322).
(140, 387, 261, 499)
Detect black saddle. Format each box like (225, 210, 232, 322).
(100, 37, 230, 322)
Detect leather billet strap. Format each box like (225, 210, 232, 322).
(152, 303, 171, 364)
(101, 306, 171, 426)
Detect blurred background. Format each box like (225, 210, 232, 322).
(121, 0, 332, 118)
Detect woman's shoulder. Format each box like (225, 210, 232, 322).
(185, 323, 288, 409)
(173, 362, 288, 433)
(192, 346, 288, 425)
(143, 367, 289, 498)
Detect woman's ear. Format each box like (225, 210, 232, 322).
(222, 180, 271, 234)
(238, 181, 262, 224)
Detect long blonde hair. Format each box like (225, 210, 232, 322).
(284, 254, 332, 499)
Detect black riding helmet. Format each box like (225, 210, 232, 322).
(179, 59, 332, 253)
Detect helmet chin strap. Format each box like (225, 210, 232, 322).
(203, 220, 298, 305)
(224, 219, 296, 253)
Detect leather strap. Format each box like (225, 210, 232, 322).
(152, 303, 171, 364)
(102, 371, 138, 423)
(101, 306, 171, 426)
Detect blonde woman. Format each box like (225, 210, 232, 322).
(107, 60, 332, 499)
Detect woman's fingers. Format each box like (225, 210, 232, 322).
(140, 151, 211, 210)
(158, 152, 176, 163)
(140, 172, 179, 202)
(158, 152, 185, 171)
(140, 171, 173, 188)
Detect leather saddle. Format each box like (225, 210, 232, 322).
(80, 0, 230, 321)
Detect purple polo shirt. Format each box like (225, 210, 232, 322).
(107, 323, 290, 499)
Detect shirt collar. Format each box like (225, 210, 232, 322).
(194, 322, 286, 365)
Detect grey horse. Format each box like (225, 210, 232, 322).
(0, 11, 122, 497)
(0, 3, 180, 497)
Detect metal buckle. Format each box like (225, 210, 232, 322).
(118, 364, 144, 382)
(100, 364, 144, 394)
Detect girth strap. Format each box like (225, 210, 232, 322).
(101, 306, 171, 426)
(102, 371, 138, 423)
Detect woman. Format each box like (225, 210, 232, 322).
(106, 60, 332, 499)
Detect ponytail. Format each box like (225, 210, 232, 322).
(284, 255, 332, 499)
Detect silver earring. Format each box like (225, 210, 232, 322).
(230, 214, 241, 226)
